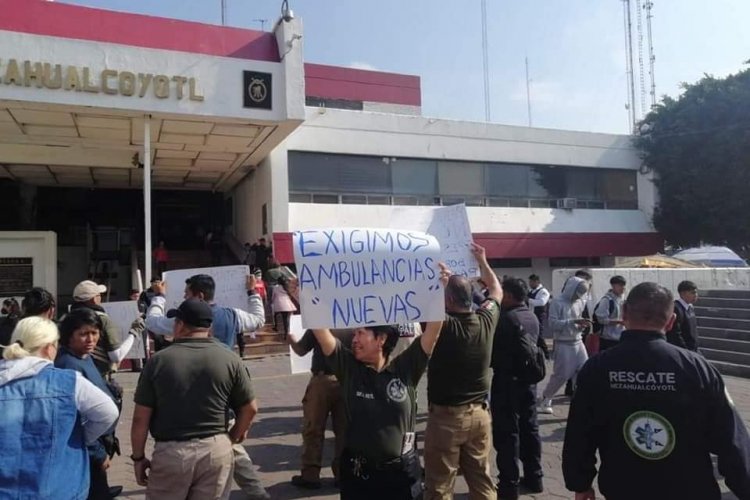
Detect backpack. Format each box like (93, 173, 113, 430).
(591, 297, 615, 335)
(511, 316, 547, 384)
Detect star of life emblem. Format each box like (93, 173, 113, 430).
(623, 410, 676, 460)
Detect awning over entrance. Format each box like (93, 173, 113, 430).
(0, 0, 306, 191)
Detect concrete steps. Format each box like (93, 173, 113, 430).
(698, 290, 750, 378)
(238, 326, 288, 358)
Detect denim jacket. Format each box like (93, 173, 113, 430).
(0, 358, 89, 499)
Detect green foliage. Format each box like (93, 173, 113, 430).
(634, 66, 750, 248)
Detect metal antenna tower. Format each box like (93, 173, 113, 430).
(481, 0, 491, 122)
(644, 1, 657, 107)
(635, 0, 647, 115)
(221, 0, 227, 25)
(622, 0, 637, 132)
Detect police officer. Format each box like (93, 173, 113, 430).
(288, 328, 353, 489)
(562, 282, 750, 500)
(527, 274, 550, 359)
(491, 277, 544, 499)
(309, 318, 444, 499)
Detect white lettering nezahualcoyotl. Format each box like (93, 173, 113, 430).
(0, 58, 204, 101)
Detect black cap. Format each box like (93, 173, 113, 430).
(166, 299, 213, 328)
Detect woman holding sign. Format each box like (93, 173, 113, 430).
(290, 264, 449, 500)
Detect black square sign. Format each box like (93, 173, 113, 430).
(243, 71, 272, 110)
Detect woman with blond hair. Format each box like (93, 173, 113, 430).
(0, 317, 119, 499)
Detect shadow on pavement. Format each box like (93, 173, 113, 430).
(253, 415, 302, 438)
(250, 442, 303, 473)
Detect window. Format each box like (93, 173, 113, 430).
(392, 159, 437, 195)
(549, 257, 601, 267)
(438, 161, 484, 196)
(566, 168, 599, 200)
(287, 152, 640, 211)
(487, 164, 529, 197)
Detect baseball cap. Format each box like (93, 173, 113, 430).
(166, 299, 213, 328)
(73, 280, 107, 301)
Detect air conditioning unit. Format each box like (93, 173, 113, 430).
(558, 198, 577, 210)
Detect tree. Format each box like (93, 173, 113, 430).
(634, 65, 750, 250)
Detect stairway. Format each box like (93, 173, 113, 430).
(697, 289, 750, 378)
(239, 325, 288, 358)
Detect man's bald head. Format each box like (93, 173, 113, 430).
(623, 282, 676, 332)
(445, 275, 473, 313)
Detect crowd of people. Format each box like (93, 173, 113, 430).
(1, 243, 750, 500)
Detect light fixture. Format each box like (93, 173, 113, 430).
(281, 0, 294, 22)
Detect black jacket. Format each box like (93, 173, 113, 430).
(563, 330, 750, 500)
(491, 303, 539, 378)
(666, 301, 699, 351)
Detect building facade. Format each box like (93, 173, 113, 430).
(0, 0, 661, 300)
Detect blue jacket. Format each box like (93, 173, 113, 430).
(210, 303, 238, 349)
(55, 347, 116, 462)
(0, 358, 89, 499)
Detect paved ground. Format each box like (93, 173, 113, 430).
(110, 354, 747, 499)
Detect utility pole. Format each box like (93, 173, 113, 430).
(525, 57, 532, 127)
(481, 0, 491, 122)
(221, 0, 227, 25)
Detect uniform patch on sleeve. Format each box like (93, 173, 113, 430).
(623, 410, 676, 460)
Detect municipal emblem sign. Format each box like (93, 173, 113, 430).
(243, 71, 272, 110)
(623, 410, 676, 460)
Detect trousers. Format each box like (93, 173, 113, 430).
(146, 434, 234, 500)
(340, 449, 423, 500)
(424, 402, 496, 500)
(490, 377, 542, 489)
(542, 341, 588, 400)
(300, 373, 347, 480)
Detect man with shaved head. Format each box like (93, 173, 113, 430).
(424, 243, 503, 500)
(563, 282, 750, 500)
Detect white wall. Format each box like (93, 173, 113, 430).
(0, 231, 57, 301)
(285, 108, 640, 169)
(286, 203, 654, 234)
(552, 267, 750, 307)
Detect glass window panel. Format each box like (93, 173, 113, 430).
(288, 152, 390, 193)
(487, 198, 510, 207)
(601, 170, 638, 202)
(392, 196, 419, 205)
(438, 161, 485, 195)
(392, 159, 437, 195)
(341, 195, 367, 204)
(487, 164, 529, 197)
(532, 166, 566, 198)
(566, 168, 599, 199)
(333, 155, 391, 194)
(509, 199, 530, 208)
(311, 194, 339, 204)
(367, 195, 391, 205)
(289, 193, 311, 203)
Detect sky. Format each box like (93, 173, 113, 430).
(62, 0, 750, 135)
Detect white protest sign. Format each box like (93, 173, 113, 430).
(390, 204, 478, 277)
(101, 301, 144, 359)
(288, 315, 313, 375)
(161, 265, 249, 311)
(293, 228, 444, 329)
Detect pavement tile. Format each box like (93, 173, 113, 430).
(107, 354, 746, 499)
